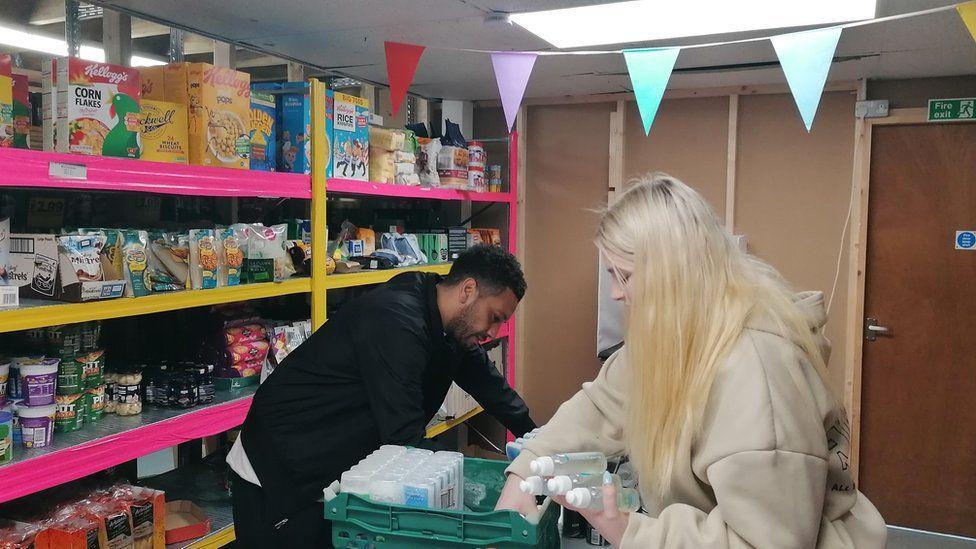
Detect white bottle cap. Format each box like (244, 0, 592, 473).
(519, 476, 546, 495)
(547, 476, 573, 495)
(566, 488, 592, 508)
(530, 456, 554, 476)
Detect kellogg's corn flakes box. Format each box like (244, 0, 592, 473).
(330, 92, 370, 181)
(12, 74, 30, 149)
(139, 99, 188, 164)
(165, 63, 250, 169)
(43, 57, 142, 159)
(250, 90, 276, 171)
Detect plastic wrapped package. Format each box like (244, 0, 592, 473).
(189, 229, 219, 289)
(58, 234, 107, 282)
(216, 226, 245, 287)
(121, 230, 150, 297)
(244, 224, 292, 282)
(416, 138, 441, 187)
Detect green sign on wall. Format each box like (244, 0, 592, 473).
(928, 98, 976, 121)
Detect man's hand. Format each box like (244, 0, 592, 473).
(494, 474, 540, 518)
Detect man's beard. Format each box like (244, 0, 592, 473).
(445, 303, 481, 349)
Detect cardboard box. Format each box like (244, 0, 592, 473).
(165, 63, 250, 169)
(139, 100, 188, 164)
(279, 84, 311, 174)
(330, 92, 370, 181)
(164, 501, 210, 545)
(138, 66, 165, 100)
(249, 90, 276, 171)
(7, 233, 126, 303)
(11, 74, 30, 149)
(42, 57, 142, 158)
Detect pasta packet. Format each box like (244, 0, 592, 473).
(121, 230, 150, 297)
(216, 226, 245, 286)
(188, 229, 219, 289)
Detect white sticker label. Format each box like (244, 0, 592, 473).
(334, 99, 356, 133)
(49, 162, 88, 180)
(0, 286, 19, 309)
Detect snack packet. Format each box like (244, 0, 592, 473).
(58, 234, 107, 282)
(244, 224, 291, 282)
(216, 226, 244, 286)
(145, 232, 183, 292)
(188, 229, 218, 289)
(121, 230, 150, 297)
(149, 232, 189, 289)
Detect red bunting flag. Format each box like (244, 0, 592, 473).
(384, 41, 426, 118)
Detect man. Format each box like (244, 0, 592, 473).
(228, 244, 536, 546)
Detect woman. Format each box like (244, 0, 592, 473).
(496, 174, 886, 547)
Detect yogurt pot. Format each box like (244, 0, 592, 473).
(18, 404, 56, 448)
(0, 361, 9, 406)
(18, 358, 59, 407)
(0, 410, 12, 463)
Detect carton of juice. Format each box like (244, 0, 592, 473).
(11, 74, 30, 149)
(42, 57, 142, 158)
(330, 92, 370, 181)
(139, 99, 188, 164)
(165, 63, 251, 169)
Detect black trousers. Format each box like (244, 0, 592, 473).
(230, 471, 332, 548)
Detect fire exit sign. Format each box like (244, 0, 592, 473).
(928, 98, 976, 121)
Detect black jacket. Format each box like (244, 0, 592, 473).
(240, 272, 535, 523)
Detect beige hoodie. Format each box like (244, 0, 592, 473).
(508, 292, 887, 548)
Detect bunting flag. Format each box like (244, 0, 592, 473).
(622, 48, 680, 135)
(384, 41, 426, 118)
(958, 1, 976, 44)
(490, 52, 538, 131)
(771, 28, 842, 132)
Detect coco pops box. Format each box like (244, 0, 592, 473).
(164, 63, 251, 169)
(43, 57, 142, 158)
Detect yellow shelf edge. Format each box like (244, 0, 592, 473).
(0, 278, 311, 334)
(325, 263, 452, 290)
(187, 524, 236, 549)
(425, 406, 484, 438)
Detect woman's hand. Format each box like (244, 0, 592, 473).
(495, 474, 540, 518)
(554, 473, 631, 546)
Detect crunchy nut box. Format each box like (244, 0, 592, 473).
(138, 66, 165, 100)
(164, 63, 251, 169)
(139, 99, 188, 164)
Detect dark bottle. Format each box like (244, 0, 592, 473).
(168, 373, 198, 409)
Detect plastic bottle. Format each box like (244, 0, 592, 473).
(530, 452, 607, 477)
(519, 475, 552, 496)
(565, 485, 641, 513)
(547, 472, 620, 496)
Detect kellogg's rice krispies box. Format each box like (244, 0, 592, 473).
(330, 91, 369, 181)
(164, 62, 251, 169)
(43, 57, 142, 158)
(139, 99, 188, 164)
(250, 90, 276, 171)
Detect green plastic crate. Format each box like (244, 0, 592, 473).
(328, 457, 561, 548)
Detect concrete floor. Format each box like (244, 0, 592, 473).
(561, 527, 976, 548)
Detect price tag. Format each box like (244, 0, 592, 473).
(48, 162, 87, 180)
(28, 197, 66, 229)
(0, 286, 19, 309)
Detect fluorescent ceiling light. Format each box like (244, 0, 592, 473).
(0, 24, 166, 66)
(511, 0, 876, 49)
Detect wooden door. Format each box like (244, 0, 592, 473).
(859, 123, 976, 537)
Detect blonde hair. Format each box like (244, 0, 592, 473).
(596, 173, 829, 497)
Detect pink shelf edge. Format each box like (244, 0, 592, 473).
(327, 178, 515, 203)
(0, 396, 253, 504)
(0, 148, 311, 199)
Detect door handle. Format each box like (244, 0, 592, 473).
(864, 317, 892, 341)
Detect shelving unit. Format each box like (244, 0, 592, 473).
(0, 77, 519, 546)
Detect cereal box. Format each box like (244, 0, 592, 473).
(330, 91, 370, 181)
(250, 90, 276, 171)
(279, 83, 311, 174)
(0, 74, 11, 148)
(165, 63, 251, 169)
(138, 66, 165, 100)
(43, 57, 142, 158)
(11, 74, 30, 149)
(139, 99, 188, 164)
